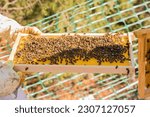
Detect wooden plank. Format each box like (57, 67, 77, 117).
(128, 32, 135, 67)
(9, 33, 22, 61)
(137, 30, 146, 98)
(134, 28, 150, 99)
(128, 32, 135, 81)
(13, 64, 133, 73)
(145, 88, 150, 98)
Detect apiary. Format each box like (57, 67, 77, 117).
(134, 28, 150, 99)
(9, 33, 135, 74)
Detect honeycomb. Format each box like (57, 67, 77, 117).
(14, 33, 130, 66)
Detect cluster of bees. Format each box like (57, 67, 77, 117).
(14, 33, 129, 65)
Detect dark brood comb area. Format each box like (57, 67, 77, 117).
(14, 33, 130, 65)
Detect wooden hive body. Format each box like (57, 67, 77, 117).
(134, 28, 150, 99)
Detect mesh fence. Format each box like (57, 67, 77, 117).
(28, 0, 150, 33)
(0, 0, 150, 99)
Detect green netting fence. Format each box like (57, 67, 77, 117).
(0, 0, 150, 99)
(28, 0, 150, 33)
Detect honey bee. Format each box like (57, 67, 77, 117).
(15, 33, 129, 65)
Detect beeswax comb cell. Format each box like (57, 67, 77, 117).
(9, 33, 134, 73)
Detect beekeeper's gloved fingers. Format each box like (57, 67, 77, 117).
(15, 26, 42, 35)
(0, 60, 20, 97)
(12, 26, 42, 41)
(0, 14, 41, 42)
(0, 14, 22, 42)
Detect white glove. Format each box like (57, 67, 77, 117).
(0, 61, 20, 97)
(0, 14, 41, 42)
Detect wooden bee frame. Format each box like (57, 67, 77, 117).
(134, 28, 150, 99)
(9, 33, 135, 75)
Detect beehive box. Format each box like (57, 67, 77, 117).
(9, 33, 134, 74)
(134, 28, 150, 99)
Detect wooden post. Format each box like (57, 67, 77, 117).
(134, 28, 150, 99)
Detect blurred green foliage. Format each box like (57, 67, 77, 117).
(0, 0, 149, 33)
(0, 0, 85, 25)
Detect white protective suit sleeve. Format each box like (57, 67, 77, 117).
(0, 14, 26, 99)
(0, 14, 41, 99)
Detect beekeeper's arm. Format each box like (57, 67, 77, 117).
(0, 14, 41, 99)
(0, 14, 41, 42)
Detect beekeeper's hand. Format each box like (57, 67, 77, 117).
(0, 14, 41, 43)
(0, 61, 20, 97)
(12, 26, 42, 41)
(0, 14, 40, 99)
